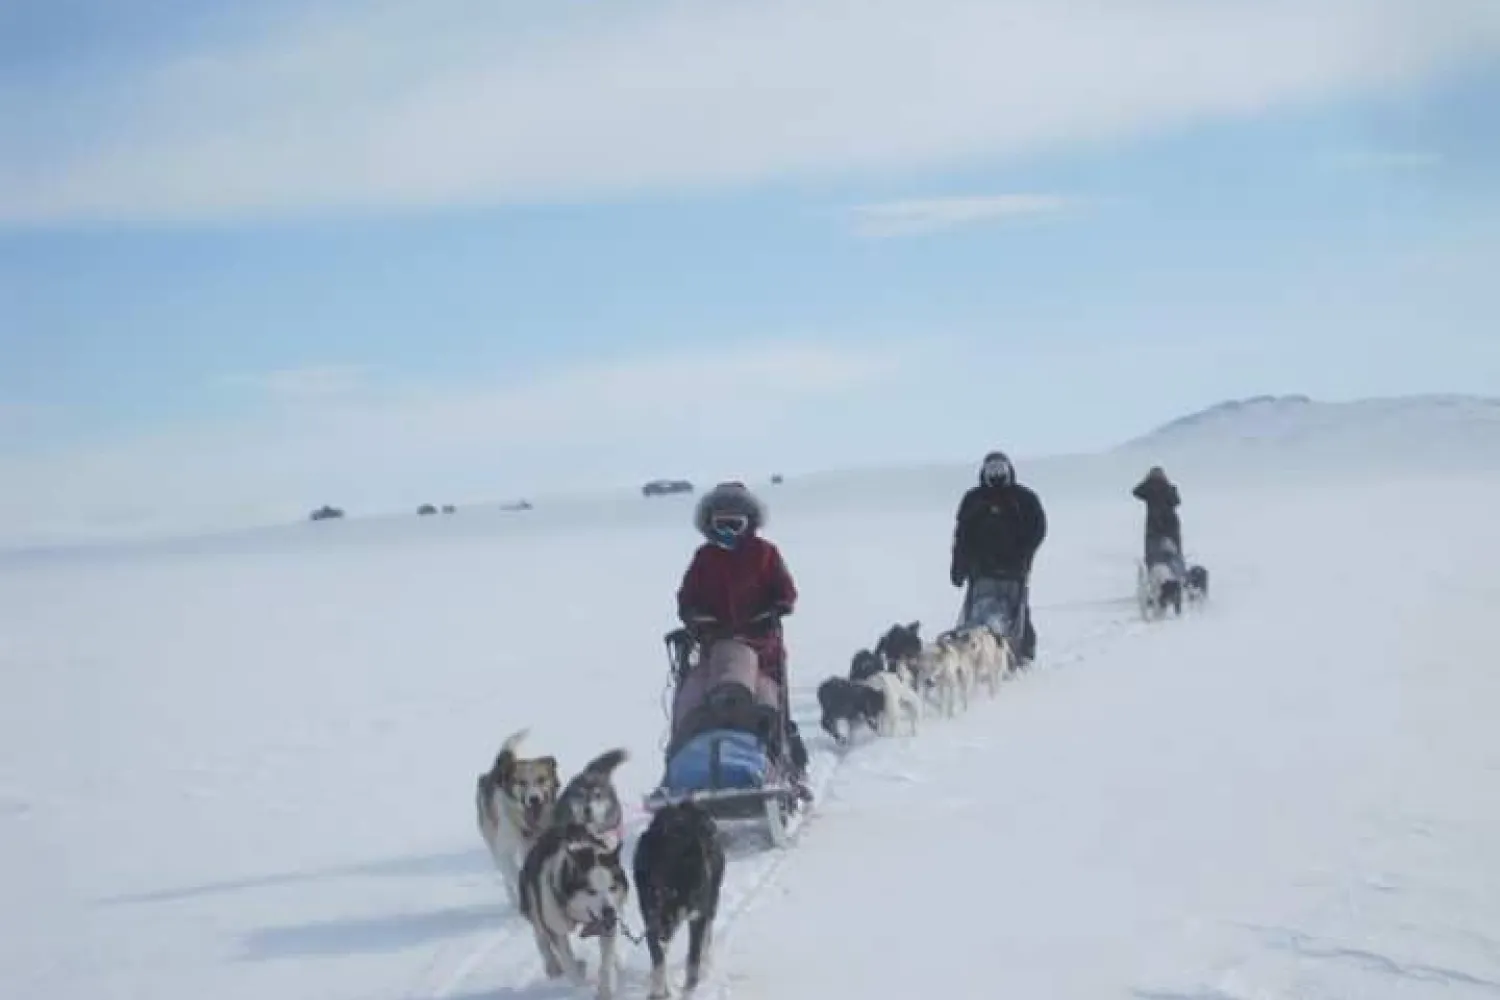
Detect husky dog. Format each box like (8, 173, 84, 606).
(861, 669, 922, 736)
(1154, 565, 1182, 610)
(922, 633, 973, 717)
(518, 822, 631, 1000)
(817, 667, 921, 743)
(1185, 564, 1210, 602)
(1140, 537, 1192, 617)
(875, 620, 922, 663)
(984, 628, 1017, 689)
(848, 648, 884, 683)
(552, 748, 629, 851)
(852, 644, 920, 703)
(874, 621, 924, 686)
(476, 728, 560, 906)
(952, 626, 1012, 696)
(1138, 559, 1182, 618)
(817, 675, 884, 744)
(633, 801, 726, 998)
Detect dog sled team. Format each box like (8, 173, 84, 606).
(477, 731, 716, 1000)
(473, 453, 1208, 998)
(816, 450, 1048, 744)
(473, 479, 809, 999)
(1132, 466, 1210, 619)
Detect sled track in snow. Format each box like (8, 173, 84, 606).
(403, 610, 1160, 1000)
(686, 612, 1162, 1000)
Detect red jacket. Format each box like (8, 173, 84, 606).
(677, 535, 797, 636)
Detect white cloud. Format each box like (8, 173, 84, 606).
(0, 340, 913, 542)
(849, 194, 1075, 237)
(4, 0, 1498, 224)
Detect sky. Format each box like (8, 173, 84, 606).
(2, 0, 1499, 543)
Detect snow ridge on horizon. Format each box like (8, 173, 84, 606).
(5, 392, 1499, 557)
(1126, 392, 1500, 449)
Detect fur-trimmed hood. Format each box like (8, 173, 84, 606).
(693, 481, 766, 540)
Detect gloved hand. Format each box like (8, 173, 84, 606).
(680, 610, 722, 639)
(746, 605, 788, 635)
(751, 601, 792, 621)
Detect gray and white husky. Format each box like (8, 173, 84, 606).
(551, 747, 629, 851)
(518, 822, 631, 1000)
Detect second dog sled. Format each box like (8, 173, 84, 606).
(948, 576, 1031, 665)
(1136, 537, 1209, 620)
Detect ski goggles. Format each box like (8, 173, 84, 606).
(709, 513, 750, 536)
(981, 455, 1013, 482)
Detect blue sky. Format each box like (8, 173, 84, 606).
(2, 0, 1499, 542)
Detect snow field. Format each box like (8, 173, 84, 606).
(726, 474, 1500, 1000)
(1, 470, 1498, 999)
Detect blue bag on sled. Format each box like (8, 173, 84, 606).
(663, 728, 769, 795)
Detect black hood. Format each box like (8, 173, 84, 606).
(978, 451, 1015, 486)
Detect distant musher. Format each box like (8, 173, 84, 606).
(1132, 466, 1185, 571)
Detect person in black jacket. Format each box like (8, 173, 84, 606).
(949, 451, 1047, 663)
(1131, 466, 1182, 564)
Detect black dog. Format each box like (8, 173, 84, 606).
(848, 648, 884, 682)
(875, 621, 922, 668)
(633, 800, 726, 999)
(1159, 576, 1182, 613)
(1186, 564, 1209, 598)
(817, 675, 885, 745)
(874, 621, 924, 689)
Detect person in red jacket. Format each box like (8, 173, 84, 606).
(676, 481, 809, 786)
(676, 481, 796, 673)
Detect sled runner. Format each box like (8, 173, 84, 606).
(642, 618, 810, 848)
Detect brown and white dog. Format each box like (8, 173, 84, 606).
(476, 728, 561, 907)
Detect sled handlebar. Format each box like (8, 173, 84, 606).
(679, 609, 784, 641)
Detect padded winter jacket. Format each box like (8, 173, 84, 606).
(676, 535, 797, 675)
(1131, 477, 1181, 540)
(950, 482, 1048, 584)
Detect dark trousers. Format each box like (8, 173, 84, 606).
(1145, 523, 1181, 558)
(1144, 529, 1185, 575)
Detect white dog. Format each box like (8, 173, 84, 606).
(921, 636, 973, 717)
(954, 626, 1013, 697)
(859, 669, 923, 736)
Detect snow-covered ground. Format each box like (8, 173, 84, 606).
(3, 463, 1499, 1000)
